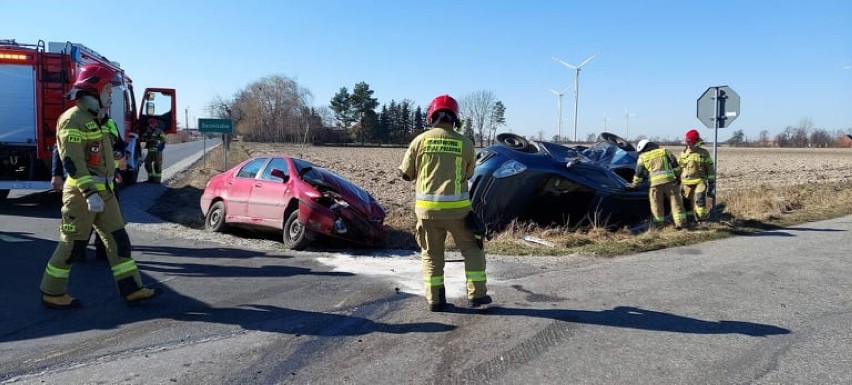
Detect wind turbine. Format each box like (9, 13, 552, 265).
(624, 107, 636, 141)
(553, 51, 599, 142)
(602, 112, 612, 132)
(550, 87, 570, 141)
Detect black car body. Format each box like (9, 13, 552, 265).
(469, 132, 650, 234)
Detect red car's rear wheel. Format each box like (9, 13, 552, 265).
(205, 201, 228, 232)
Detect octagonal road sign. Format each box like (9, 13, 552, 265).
(697, 86, 740, 129)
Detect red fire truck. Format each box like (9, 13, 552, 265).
(0, 39, 177, 200)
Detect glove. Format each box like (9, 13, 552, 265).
(465, 211, 486, 249)
(156, 143, 165, 152)
(86, 192, 105, 213)
(707, 181, 716, 198)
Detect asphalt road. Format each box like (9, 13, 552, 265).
(1, 139, 851, 384)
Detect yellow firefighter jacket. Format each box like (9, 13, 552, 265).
(632, 147, 681, 187)
(143, 127, 166, 152)
(678, 142, 716, 186)
(56, 106, 115, 193)
(399, 126, 476, 220)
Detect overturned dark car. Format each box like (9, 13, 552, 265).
(469, 132, 651, 234)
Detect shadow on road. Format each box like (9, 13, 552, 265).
(452, 305, 790, 337)
(0, 236, 454, 348)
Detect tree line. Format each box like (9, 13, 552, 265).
(206, 75, 505, 146)
(727, 118, 852, 148)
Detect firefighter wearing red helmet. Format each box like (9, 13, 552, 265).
(631, 139, 687, 229)
(40, 63, 157, 309)
(398, 94, 491, 311)
(142, 117, 166, 183)
(678, 129, 716, 222)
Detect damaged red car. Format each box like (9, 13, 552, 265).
(200, 156, 386, 250)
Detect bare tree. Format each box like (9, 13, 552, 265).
(219, 75, 313, 142)
(758, 130, 770, 147)
(458, 90, 497, 147)
(809, 128, 833, 148)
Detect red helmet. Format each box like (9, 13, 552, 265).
(426, 94, 459, 124)
(72, 64, 119, 94)
(685, 129, 701, 143)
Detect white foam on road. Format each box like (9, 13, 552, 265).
(316, 252, 472, 300)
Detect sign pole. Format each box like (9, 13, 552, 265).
(198, 118, 233, 170)
(697, 85, 739, 217)
(712, 87, 720, 211)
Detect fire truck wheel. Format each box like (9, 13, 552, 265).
(0, 189, 9, 202)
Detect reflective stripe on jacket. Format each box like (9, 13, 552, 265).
(399, 127, 475, 220)
(633, 147, 680, 187)
(678, 143, 716, 185)
(56, 106, 115, 194)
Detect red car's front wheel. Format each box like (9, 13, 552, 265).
(283, 210, 312, 250)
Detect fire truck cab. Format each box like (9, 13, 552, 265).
(0, 39, 177, 200)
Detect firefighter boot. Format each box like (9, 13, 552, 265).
(468, 295, 493, 309)
(125, 287, 159, 306)
(41, 294, 82, 309)
(429, 287, 448, 312)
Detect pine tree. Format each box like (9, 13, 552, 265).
(330, 87, 353, 128)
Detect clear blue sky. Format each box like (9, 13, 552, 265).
(4, 0, 851, 142)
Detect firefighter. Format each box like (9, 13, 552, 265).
(40, 63, 157, 309)
(142, 118, 166, 183)
(50, 117, 125, 262)
(629, 139, 687, 229)
(398, 94, 491, 312)
(678, 129, 716, 222)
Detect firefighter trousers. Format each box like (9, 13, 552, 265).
(40, 188, 146, 298)
(144, 150, 163, 181)
(416, 217, 487, 304)
(649, 181, 687, 227)
(681, 182, 709, 221)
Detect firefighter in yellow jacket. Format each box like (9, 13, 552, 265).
(630, 139, 687, 229)
(40, 63, 157, 309)
(398, 94, 491, 312)
(678, 129, 716, 222)
(142, 118, 166, 183)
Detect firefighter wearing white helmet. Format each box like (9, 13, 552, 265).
(678, 129, 716, 222)
(39, 63, 158, 309)
(630, 139, 687, 229)
(398, 94, 491, 312)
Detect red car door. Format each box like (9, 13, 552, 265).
(227, 158, 268, 223)
(247, 157, 293, 229)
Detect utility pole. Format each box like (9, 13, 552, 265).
(553, 52, 599, 142)
(185, 106, 190, 130)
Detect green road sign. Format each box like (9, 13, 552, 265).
(198, 118, 233, 133)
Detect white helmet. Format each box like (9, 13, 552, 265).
(636, 139, 650, 153)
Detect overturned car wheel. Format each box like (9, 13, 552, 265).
(283, 210, 312, 250)
(598, 132, 635, 152)
(497, 133, 537, 153)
